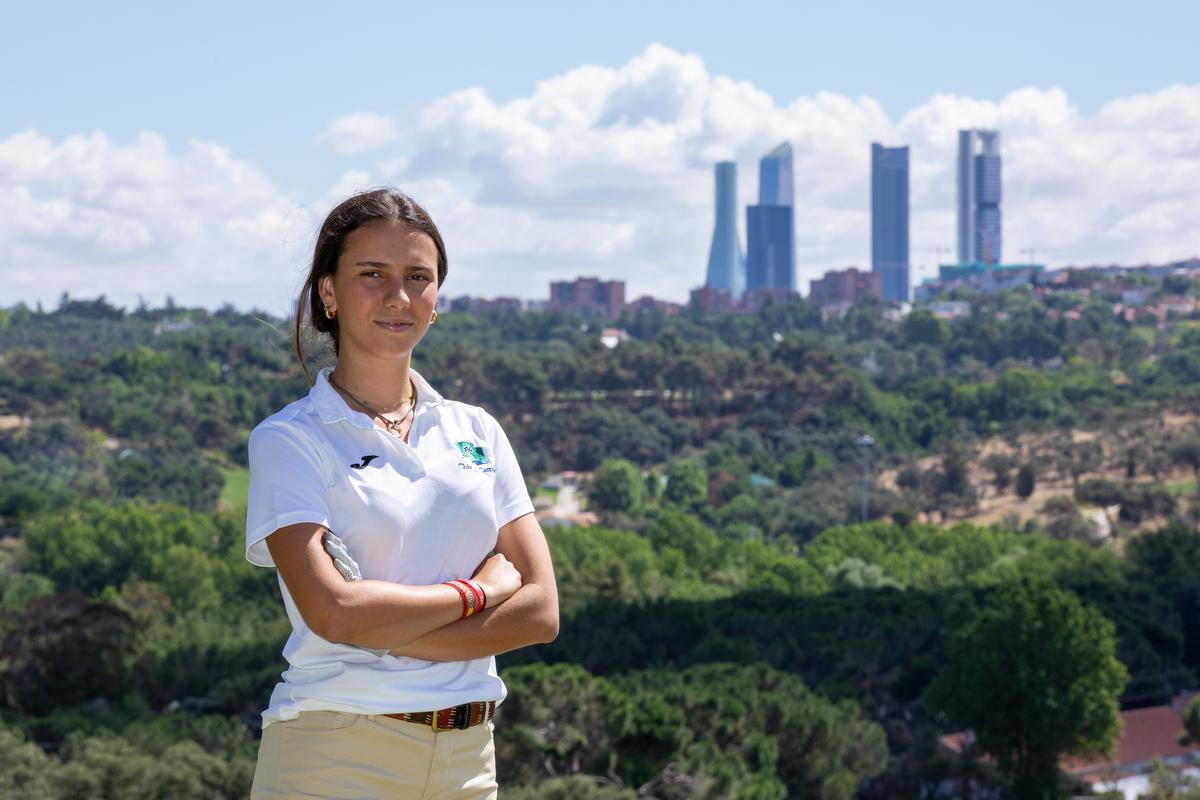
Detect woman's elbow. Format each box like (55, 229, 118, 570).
(309, 606, 347, 644)
(305, 590, 358, 645)
(536, 606, 560, 644)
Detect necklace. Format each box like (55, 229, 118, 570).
(328, 373, 418, 439)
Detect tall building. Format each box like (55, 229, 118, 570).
(871, 143, 910, 302)
(957, 129, 1002, 265)
(758, 141, 794, 206)
(704, 161, 745, 297)
(747, 142, 795, 292)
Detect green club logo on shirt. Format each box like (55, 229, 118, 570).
(456, 441, 491, 466)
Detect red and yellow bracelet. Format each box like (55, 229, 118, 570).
(444, 580, 475, 618)
(444, 579, 487, 618)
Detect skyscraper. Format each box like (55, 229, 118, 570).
(957, 129, 1002, 265)
(758, 141, 794, 206)
(704, 161, 744, 297)
(871, 143, 910, 303)
(747, 142, 795, 292)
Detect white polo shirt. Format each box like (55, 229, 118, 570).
(245, 366, 534, 728)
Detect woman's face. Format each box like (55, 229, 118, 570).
(318, 220, 440, 363)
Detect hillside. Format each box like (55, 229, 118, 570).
(2, 278, 1200, 797)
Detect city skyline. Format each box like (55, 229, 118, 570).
(2, 9, 1198, 313)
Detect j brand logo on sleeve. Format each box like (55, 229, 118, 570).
(350, 455, 380, 470)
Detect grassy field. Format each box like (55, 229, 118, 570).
(1167, 476, 1198, 497)
(535, 485, 560, 504)
(220, 465, 250, 511)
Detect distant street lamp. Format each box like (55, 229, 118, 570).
(857, 434, 876, 524)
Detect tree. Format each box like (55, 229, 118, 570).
(0, 727, 56, 800)
(901, 309, 950, 347)
(779, 450, 816, 488)
(1140, 759, 1200, 800)
(1169, 438, 1200, 478)
(587, 459, 644, 515)
(662, 460, 707, 511)
(497, 663, 634, 785)
(1065, 440, 1104, 490)
(1179, 695, 1200, 746)
(982, 452, 1016, 496)
(1040, 496, 1097, 542)
(931, 580, 1128, 800)
(1016, 463, 1036, 499)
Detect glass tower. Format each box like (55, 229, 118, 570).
(747, 142, 795, 291)
(704, 161, 745, 297)
(871, 143, 910, 302)
(957, 129, 1002, 265)
(758, 142, 794, 206)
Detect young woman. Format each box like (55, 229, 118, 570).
(245, 188, 558, 799)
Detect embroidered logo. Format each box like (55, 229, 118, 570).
(350, 455, 380, 470)
(455, 441, 495, 473)
(456, 441, 490, 465)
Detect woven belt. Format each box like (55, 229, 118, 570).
(385, 701, 496, 732)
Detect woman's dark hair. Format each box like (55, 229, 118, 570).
(293, 188, 448, 384)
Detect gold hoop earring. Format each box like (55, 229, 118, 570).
(324, 306, 336, 320)
(430, 310, 439, 324)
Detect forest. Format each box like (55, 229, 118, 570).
(2, 273, 1200, 799)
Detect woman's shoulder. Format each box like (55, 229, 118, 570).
(250, 396, 321, 440)
(436, 399, 505, 439)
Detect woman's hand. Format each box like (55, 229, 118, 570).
(472, 553, 522, 607)
(387, 514, 558, 661)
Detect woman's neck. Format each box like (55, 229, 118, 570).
(329, 353, 415, 408)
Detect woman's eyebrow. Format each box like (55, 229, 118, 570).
(354, 260, 434, 272)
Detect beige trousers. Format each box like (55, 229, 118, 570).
(250, 711, 498, 800)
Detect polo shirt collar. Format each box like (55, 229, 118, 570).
(311, 366, 445, 428)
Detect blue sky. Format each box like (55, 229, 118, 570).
(2, 1, 1198, 310)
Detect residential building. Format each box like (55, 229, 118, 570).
(625, 295, 683, 316)
(689, 286, 736, 313)
(447, 296, 524, 314)
(940, 693, 1200, 799)
(808, 267, 881, 307)
(739, 287, 800, 313)
(548, 277, 625, 318)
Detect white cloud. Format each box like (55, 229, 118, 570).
(319, 112, 400, 156)
(0, 129, 315, 313)
(3, 46, 1198, 312)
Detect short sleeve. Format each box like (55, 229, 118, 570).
(486, 413, 535, 528)
(245, 421, 333, 568)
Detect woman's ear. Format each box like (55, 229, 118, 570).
(318, 274, 334, 308)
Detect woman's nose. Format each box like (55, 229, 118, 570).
(384, 278, 409, 306)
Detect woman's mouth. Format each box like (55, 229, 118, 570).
(375, 320, 414, 333)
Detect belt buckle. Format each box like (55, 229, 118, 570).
(431, 703, 473, 732)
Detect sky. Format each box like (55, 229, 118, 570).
(1, 0, 1198, 314)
